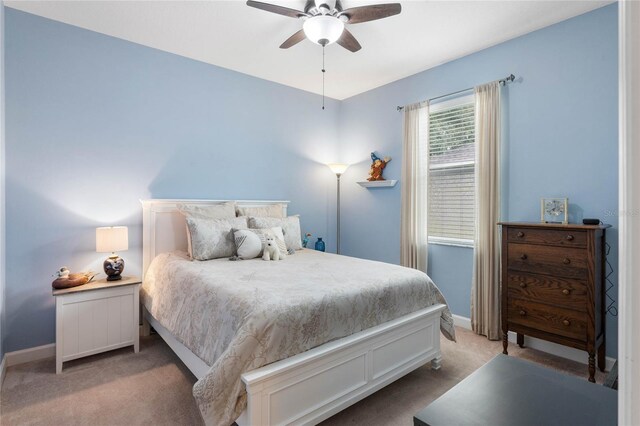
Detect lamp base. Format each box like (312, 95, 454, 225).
(104, 255, 125, 282)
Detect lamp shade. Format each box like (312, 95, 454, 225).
(327, 163, 349, 175)
(303, 16, 344, 46)
(96, 226, 129, 253)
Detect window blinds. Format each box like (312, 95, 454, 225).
(428, 102, 475, 242)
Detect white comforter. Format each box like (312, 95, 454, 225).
(141, 249, 455, 426)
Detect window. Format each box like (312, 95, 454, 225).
(428, 94, 475, 246)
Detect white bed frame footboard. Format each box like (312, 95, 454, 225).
(141, 199, 445, 426)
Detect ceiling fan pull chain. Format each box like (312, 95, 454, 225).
(322, 45, 326, 110)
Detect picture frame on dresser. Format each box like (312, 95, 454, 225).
(498, 222, 610, 382)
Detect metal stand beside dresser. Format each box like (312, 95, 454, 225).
(498, 222, 610, 382)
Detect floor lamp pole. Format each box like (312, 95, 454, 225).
(336, 173, 341, 254)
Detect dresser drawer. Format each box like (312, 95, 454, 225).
(507, 273, 587, 311)
(507, 243, 589, 279)
(507, 227, 587, 248)
(508, 299, 587, 341)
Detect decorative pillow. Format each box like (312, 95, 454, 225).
(185, 216, 248, 260)
(248, 216, 302, 250)
(178, 202, 236, 219)
(233, 227, 287, 259)
(236, 204, 285, 218)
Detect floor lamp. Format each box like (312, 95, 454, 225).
(327, 163, 349, 254)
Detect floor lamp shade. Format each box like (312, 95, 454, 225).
(96, 226, 128, 281)
(327, 163, 349, 175)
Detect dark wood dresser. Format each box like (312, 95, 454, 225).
(499, 222, 610, 382)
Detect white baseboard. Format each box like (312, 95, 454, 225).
(452, 315, 616, 372)
(452, 314, 471, 330)
(5, 343, 55, 367)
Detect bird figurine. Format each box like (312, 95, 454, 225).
(52, 267, 97, 289)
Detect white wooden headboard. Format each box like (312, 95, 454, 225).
(140, 199, 289, 279)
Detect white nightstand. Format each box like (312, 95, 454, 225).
(53, 276, 141, 374)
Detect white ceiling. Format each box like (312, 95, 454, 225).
(4, 0, 612, 100)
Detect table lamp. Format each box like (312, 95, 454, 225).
(96, 226, 128, 281)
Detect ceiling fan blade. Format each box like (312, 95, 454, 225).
(246, 0, 308, 18)
(280, 29, 307, 49)
(339, 3, 401, 24)
(337, 28, 362, 52)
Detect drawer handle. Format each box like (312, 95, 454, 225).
(563, 258, 571, 264)
(519, 310, 527, 316)
(566, 234, 575, 241)
(562, 289, 570, 295)
(520, 254, 528, 260)
(516, 231, 525, 238)
(519, 282, 527, 288)
(563, 320, 571, 326)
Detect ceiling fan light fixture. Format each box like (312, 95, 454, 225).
(303, 16, 344, 46)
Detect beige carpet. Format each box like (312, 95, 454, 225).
(0, 327, 606, 426)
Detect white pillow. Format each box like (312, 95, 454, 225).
(248, 216, 302, 250)
(236, 204, 285, 218)
(185, 216, 248, 260)
(178, 202, 236, 219)
(233, 227, 287, 259)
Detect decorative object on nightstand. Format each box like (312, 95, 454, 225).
(327, 163, 349, 254)
(51, 267, 96, 289)
(302, 233, 312, 248)
(315, 237, 326, 252)
(96, 226, 128, 281)
(498, 222, 610, 383)
(53, 276, 141, 373)
(541, 197, 568, 224)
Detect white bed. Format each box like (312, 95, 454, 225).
(141, 199, 452, 426)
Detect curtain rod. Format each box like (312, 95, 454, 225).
(396, 74, 515, 112)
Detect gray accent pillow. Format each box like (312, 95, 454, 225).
(185, 216, 248, 260)
(179, 202, 237, 258)
(233, 227, 286, 259)
(248, 216, 302, 250)
(236, 204, 285, 218)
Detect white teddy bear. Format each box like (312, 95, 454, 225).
(262, 236, 284, 261)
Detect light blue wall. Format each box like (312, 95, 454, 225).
(4, 8, 341, 352)
(337, 4, 619, 356)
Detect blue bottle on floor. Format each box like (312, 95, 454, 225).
(315, 237, 326, 252)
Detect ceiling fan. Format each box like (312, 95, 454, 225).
(246, 0, 402, 52)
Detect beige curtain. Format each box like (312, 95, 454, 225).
(400, 102, 429, 272)
(471, 82, 501, 340)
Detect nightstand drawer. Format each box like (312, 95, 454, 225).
(507, 227, 587, 248)
(507, 243, 589, 279)
(508, 298, 587, 341)
(507, 273, 587, 310)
